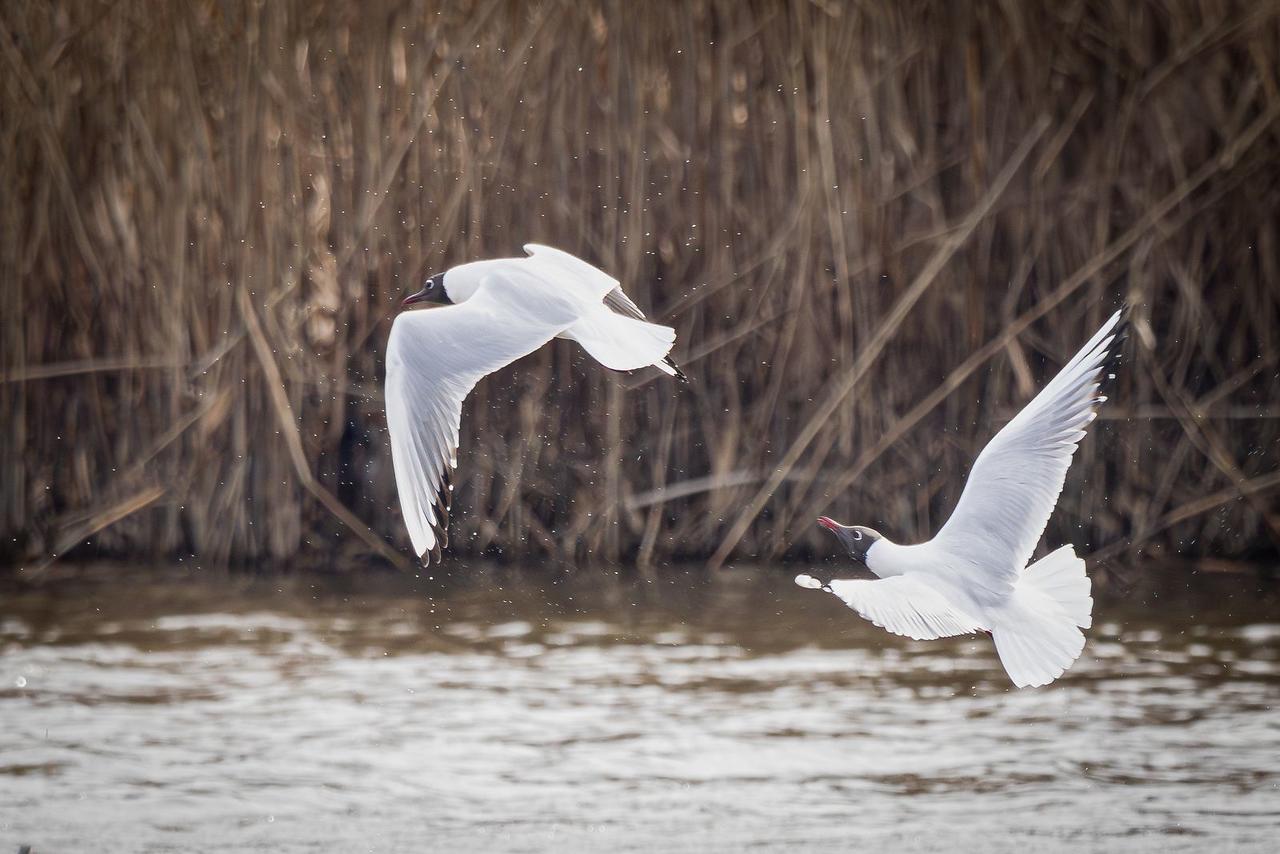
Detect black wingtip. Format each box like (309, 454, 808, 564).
(1111, 303, 1131, 354)
(1097, 303, 1129, 397)
(665, 357, 690, 384)
(423, 461, 456, 563)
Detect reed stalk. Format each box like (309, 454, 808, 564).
(2, 0, 1278, 571)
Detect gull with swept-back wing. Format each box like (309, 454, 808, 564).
(385, 244, 684, 563)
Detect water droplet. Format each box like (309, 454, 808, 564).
(15, 676, 27, 688)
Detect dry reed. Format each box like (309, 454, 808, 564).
(2, 0, 1278, 573)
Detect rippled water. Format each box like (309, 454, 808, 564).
(2, 565, 1278, 852)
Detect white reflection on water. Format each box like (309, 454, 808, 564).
(1, 566, 1278, 853)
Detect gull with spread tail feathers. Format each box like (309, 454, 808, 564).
(799, 308, 1126, 688)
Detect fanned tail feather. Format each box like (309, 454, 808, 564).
(565, 307, 677, 373)
(991, 546, 1093, 688)
(1022, 545, 1093, 629)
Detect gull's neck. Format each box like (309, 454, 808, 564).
(865, 538, 925, 578)
(444, 259, 514, 303)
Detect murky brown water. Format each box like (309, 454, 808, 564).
(1, 565, 1278, 852)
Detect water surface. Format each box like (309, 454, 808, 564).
(2, 565, 1278, 852)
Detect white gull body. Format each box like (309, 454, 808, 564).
(385, 244, 681, 562)
(798, 309, 1125, 688)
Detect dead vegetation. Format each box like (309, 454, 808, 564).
(2, 0, 1278, 572)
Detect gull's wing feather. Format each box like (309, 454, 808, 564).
(524, 242, 647, 319)
(801, 575, 984, 640)
(385, 280, 576, 561)
(523, 243, 620, 301)
(603, 287, 648, 321)
(931, 309, 1126, 591)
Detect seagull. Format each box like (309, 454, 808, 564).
(385, 244, 685, 562)
(797, 308, 1126, 688)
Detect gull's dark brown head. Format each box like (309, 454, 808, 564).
(402, 272, 452, 308)
(817, 516, 882, 564)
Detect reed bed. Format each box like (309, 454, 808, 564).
(2, 0, 1278, 573)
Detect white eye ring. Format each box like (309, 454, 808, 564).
(851, 530, 863, 541)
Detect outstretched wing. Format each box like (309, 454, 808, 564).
(931, 309, 1126, 592)
(798, 574, 984, 640)
(385, 282, 575, 561)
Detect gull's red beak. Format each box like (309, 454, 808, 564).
(401, 288, 430, 308)
(817, 516, 839, 532)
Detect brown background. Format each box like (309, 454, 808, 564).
(3, 1, 1278, 573)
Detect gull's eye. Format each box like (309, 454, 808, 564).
(851, 530, 863, 541)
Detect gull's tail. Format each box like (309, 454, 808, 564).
(562, 305, 679, 377)
(990, 546, 1093, 688)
